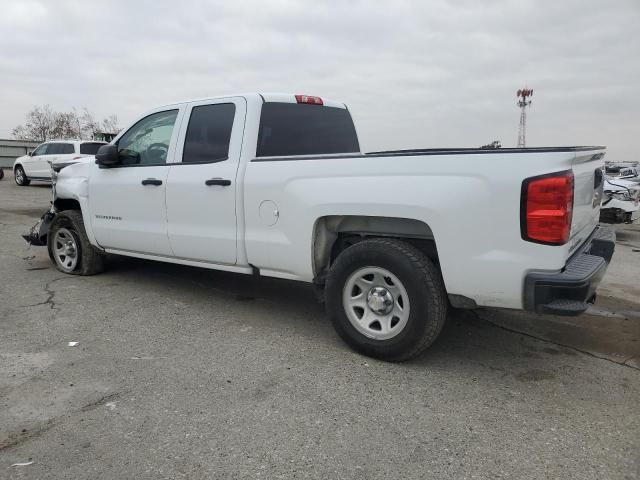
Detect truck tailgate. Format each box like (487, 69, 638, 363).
(569, 148, 606, 254)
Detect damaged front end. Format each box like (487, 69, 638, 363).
(22, 160, 60, 246)
(22, 208, 56, 246)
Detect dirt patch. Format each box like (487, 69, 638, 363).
(0, 420, 55, 451)
(0, 207, 47, 218)
(479, 294, 640, 368)
(516, 369, 556, 382)
(80, 392, 120, 412)
(541, 347, 561, 355)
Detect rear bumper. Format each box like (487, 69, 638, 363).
(523, 226, 615, 316)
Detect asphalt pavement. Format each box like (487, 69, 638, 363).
(1, 177, 638, 479)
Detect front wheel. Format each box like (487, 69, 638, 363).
(14, 166, 30, 186)
(325, 238, 447, 361)
(48, 210, 105, 275)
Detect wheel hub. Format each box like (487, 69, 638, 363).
(342, 266, 411, 341)
(63, 242, 76, 256)
(367, 287, 394, 315)
(53, 227, 79, 272)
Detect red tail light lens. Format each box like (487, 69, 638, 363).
(295, 94, 323, 105)
(521, 171, 574, 245)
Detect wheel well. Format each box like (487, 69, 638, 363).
(54, 198, 81, 212)
(313, 215, 440, 282)
(14, 163, 22, 171)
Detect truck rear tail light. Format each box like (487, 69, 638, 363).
(521, 171, 574, 245)
(295, 94, 323, 105)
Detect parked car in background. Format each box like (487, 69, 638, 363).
(605, 164, 640, 183)
(614, 167, 640, 183)
(13, 140, 106, 186)
(600, 178, 640, 224)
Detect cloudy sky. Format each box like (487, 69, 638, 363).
(1, 0, 638, 160)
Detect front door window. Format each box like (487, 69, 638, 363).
(117, 110, 178, 165)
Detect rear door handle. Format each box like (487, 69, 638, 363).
(205, 178, 231, 186)
(141, 178, 163, 186)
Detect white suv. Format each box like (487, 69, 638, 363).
(13, 140, 106, 186)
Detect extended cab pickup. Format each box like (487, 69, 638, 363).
(30, 93, 615, 361)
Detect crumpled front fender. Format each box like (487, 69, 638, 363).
(22, 209, 56, 246)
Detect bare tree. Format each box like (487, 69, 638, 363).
(12, 105, 120, 141)
(12, 105, 55, 142)
(101, 114, 120, 134)
(480, 140, 502, 149)
(81, 108, 100, 139)
(11, 125, 31, 140)
(51, 111, 80, 139)
(72, 107, 83, 139)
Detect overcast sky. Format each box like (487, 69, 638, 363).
(1, 0, 638, 159)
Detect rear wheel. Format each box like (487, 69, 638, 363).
(48, 210, 105, 275)
(14, 165, 30, 186)
(325, 238, 447, 361)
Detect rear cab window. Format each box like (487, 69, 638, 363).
(257, 102, 359, 157)
(80, 143, 105, 155)
(182, 103, 235, 163)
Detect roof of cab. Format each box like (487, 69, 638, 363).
(157, 92, 347, 109)
(259, 93, 347, 109)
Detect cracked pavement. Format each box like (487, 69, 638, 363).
(0, 179, 639, 479)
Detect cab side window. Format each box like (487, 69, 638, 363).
(59, 143, 75, 154)
(182, 104, 235, 163)
(117, 110, 179, 165)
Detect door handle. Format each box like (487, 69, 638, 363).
(205, 178, 231, 186)
(141, 178, 163, 186)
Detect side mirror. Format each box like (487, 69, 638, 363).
(95, 144, 120, 167)
(28, 151, 33, 156)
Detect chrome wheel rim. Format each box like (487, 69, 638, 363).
(15, 168, 24, 184)
(53, 227, 78, 272)
(342, 266, 410, 340)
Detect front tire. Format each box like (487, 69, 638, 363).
(325, 238, 447, 361)
(48, 210, 105, 275)
(14, 165, 30, 186)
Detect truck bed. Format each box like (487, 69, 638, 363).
(252, 146, 606, 161)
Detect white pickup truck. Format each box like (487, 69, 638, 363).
(26, 93, 615, 361)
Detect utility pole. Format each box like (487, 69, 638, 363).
(517, 88, 533, 147)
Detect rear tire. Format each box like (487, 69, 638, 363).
(14, 165, 30, 186)
(325, 238, 447, 361)
(48, 210, 105, 275)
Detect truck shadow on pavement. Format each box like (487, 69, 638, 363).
(98, 255, 638, 376)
